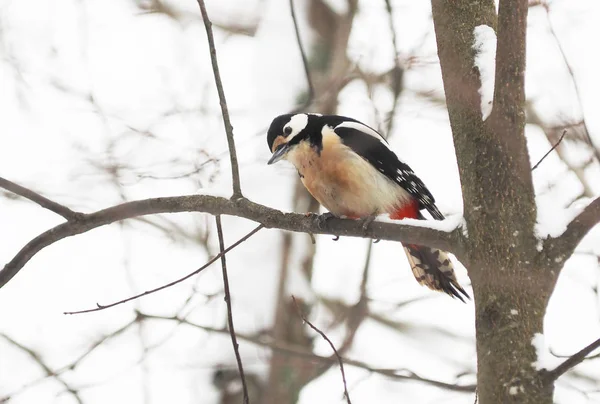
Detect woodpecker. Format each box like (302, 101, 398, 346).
(266, 113, 469, 301)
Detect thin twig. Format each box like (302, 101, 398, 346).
(292, 296, 352, 404)
(215, 216, 250, 404)
(1, 318, 137, 401)
(140, 313, 476, 392)
(383, 0, 403, 136)
(0, 177, 83, 221)
(196, 0, 242, 198)
(544, 337, 600, 382)
(0, 334, 84, 404)
(289, 0, 314, 112)
(544, 5, 600, 163)
(531, 130, 567, 171)
(360, 241, 372, 298)
(63, 224, 263, 314)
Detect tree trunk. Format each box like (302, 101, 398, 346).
(471, 265, 557, 403)
(431, 0, 561, 402)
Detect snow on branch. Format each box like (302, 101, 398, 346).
(472, 25, 497, 121)
(542, 196, 600, 263)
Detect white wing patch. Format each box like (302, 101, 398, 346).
(334, 121, 389, 145)
(285, 114, 309, 140)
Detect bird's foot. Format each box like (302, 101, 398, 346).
(359, 214, 377, 237)
(316, 212, 336, 229)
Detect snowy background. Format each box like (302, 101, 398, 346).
(0, 0, 599, 403)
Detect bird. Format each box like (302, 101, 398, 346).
(266, 113, 469, 301)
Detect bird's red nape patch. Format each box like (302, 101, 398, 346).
(390, 200, 419, 220)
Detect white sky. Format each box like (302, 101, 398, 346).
(0, 0, 599, 403)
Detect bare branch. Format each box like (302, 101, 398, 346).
(196, 0, 242, 198)
(289, 0, 314, 111)
(1, 318, 137, 400)
(0, 176, 83, 221)
(383, 0, 403, 136)
(63, 224, 263, 314)
(531, 130, 567, 171)
(140, 313, 477, 393)
(0, 190, 464, 290)
(544, 337, 600, 382)
(215, 216, 250, 404)
(292, 296, 351, 404)
(547, 197, 600, 262)
(544, 5, 600, 163)
(0, 334, 84, 404)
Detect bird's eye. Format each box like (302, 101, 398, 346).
(284, 126, 293, 136)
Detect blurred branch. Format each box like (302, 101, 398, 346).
(140, 313, 476, 393)
(215, 216, 250, 404)
(292, 296, 352, 404)
(290, 0, 314, 112)
(1, 317, 137, 401)
(196, 0, 243, 198)
(544, 337, 600, 382)
(0, 186, 465, 290)
(0, 334, 84, 404)
(304, 244, 371, 383)
(531, 130, 567, 171)
(63, 224, 263, 314)
(0, 177, 83, 221)
(383, 0, 404, 136)
(527, 105, 595, 197)
(544, 4, 600, 163)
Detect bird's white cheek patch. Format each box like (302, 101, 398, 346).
(286, 114, 309, 140)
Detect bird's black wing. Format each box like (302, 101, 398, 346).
(333, 122, 444, 220)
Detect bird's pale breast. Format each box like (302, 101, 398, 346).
(286, 133, 411, 217)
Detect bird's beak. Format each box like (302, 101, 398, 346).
(268, 143, 291, 165)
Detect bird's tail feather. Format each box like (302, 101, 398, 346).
(403, 244, 469, 302)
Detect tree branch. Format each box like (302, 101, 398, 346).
(63, 224, 263, 314)
(289, 0, 314, 112)
(531, 130, 567, 171)
(383, 0, 403, 136)
(543, 337, 600, 382)
(492, 0, 527, 125)
(0, 334, 84, 404)
(544, 4, 600, 163)
(0, 177, 83, 221)
(216, 216, 250, 404)
(140, 313, 476, 393)
(196, 0, 242, 198)
(547, 196, 600, 263)
(292, 296, 352, 404)
(0, 189, 465, 290)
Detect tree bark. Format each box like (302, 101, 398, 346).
(432, 0, 558, 402)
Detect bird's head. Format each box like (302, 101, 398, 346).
(266, 113, 321, 164)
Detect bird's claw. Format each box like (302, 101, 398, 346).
(316, 212, 336, 229)
(360, 214, 377, 236)
(332, 235, 340, 241)
(373, 239, 381, 243)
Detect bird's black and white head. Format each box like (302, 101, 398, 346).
(266, 113, 322, 164)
